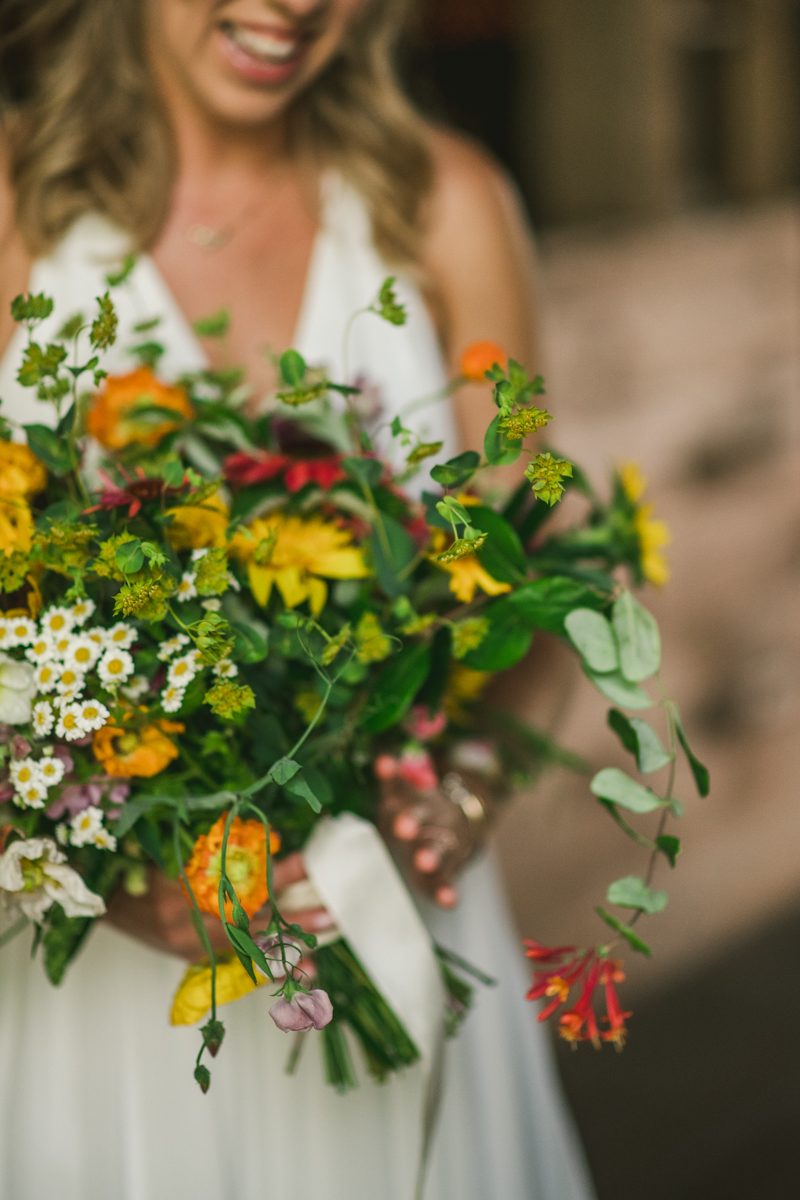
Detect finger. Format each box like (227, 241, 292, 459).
(435, 885, 459, 909)
(282, 906, 336, 934)
(413, 845, 440, 874)
(271, 852, 307, 894)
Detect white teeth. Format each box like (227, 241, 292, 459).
(229, 25, 299, 61)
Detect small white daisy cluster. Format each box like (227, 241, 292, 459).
(157, 628, 239, 714)
(17, 601, 139, 745)
(56, 806, 117, 852)
(9, 753, 66, 810)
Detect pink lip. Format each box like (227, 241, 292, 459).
(216, 24, 309, 86)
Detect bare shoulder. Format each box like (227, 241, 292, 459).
(421, 128, 538, 368)
(0, 127, 30, 356)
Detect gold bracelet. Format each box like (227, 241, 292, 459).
(442, 772, 486, 828)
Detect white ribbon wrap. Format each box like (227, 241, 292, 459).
(302, 812, 444, 1066)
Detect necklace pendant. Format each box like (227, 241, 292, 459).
(186, 223, 232, 251)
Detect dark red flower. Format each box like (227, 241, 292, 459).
(284, 457, 346, 493)
(223, 451, 288, 487)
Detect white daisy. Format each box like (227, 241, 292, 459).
(50, 633, 72, 659)
(76, 698, 110, 732)
(33, 662, 58, 694)
(93, 827, 118, 852)
(55, 823, 69, 845)
(10, 758, 43, 791)
(55, 666, 86, 695)
(157, 634, 190, 662)
(69, 598, 95, 626)
(201, 598, 222, 612)
(105, 622, 136, 650)
(6, 616, 36, 647)
(41, 607, 75, 638)
(38, 756, 66, 788)
(53, 685, 83, 708)
(55, 704, 87, 741)
(212, 658, 238, 679)
(0, 619, 12, 650)
(69, 806, 104, 847)
(191, 548, 209, 562)
(175, 572, 198, 602)
(25, 635, 56, 665)
(167, 653, 199, 687)
(160, 684, 186, 714)
(85, 627, 107, 651)
(121, 675, 150, 701)
(97, 649, 135, 687)
(64, 635, 101, 673)
(15, 780, 48, 809)
(31, 700, 55, 737)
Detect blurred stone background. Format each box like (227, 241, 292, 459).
(409, 2, 800, 1196)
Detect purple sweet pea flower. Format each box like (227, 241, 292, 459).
(269, 989, 333, 1032)
(52, 745, 74, 773)
(11, 735, 31, 760)
(46, 783, 101, 820)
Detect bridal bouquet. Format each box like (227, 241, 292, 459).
(0, 268, 707, 1091)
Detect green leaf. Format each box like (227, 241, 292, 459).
(369, 513, 416, 598)
(429, 451, 480, 490)
(597, 799, 657, 849)
(271, 757, 301, 785)
(194, 1064, 211, 1093)
(606, 875, 668, 914)
(342, 456, 382, 491)
(226, 924, 275, 979)
(231, 622, 269, 664)
(461, 605, 533, 671)
(675, 719, 710, 797)
(656, 834, 681, 867)
(508, 576, 606, 635)
(595, 907, 653, 957)
(24, 424, 73, 473)
(583, 664, 654, 709)
(590, 767, 663, 814)
(376, 277, 406, 325)
(56, 312, 85, 341)
(11, 292, 54, 324)
(362, 642, 431, 733)
(607, 709, 673, 773)
(484, 413, 522, 466)
(105, 254, 137, 288)
(565, 609, 619, 672)
(18, 342, 67, 387)
(162, 459, 185, 488)
(193, 308, 230, 339)
(115, 540, 144, 574)
(469, 506, 526, 583)
(612, 590, 661, 682)
(280, 349, 307, 386)
(284, 770, 323, 813)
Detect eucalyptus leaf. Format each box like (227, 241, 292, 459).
(590, 767, 663, 814)
(607, 709, 672, 773)
(565, 609, 619, 672)
(612, 590, 661, 682)
(583, 664, 654, 709)
(606, 875, 668, 914)
(595, 907, 653, 958)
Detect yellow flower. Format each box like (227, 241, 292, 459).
(231, 513, 369, 617)
(0, 497, 34, 556)
(634, 505, 671, 586)
(0, 443, 47, 500)
(429, 529, 510, 604)
(170, 952, 268, 1026)
(166, 492, 229, 551)
(443, 662, 491, 723)
(619, 463, 671, 586)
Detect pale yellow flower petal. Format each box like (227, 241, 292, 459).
(170, 954, 267, 1026)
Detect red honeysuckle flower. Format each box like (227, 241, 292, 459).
(599, 959, 631, 1050)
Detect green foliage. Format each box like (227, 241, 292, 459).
(342, 455, 382, 490)
(595, 907, 653, 958)
(607, 709, 673, 773)
(656, 834, 681, 867)
(583, 664, 654, 709)
(590, 767, 663, 814)
(484, 413, 522, 466)
(18, 342, 67, 388)
(11, 293, 54, 325)
(430, 451, 480, 490)
(674, 716, 710, 797)
(362, 642, 430, 732)
(612, 590, 661, 682)
(193, 308, 230, 339)
(375, 277, 406, 326)
(506, 576, 606, 635)
(525, 451, 573, 506)
(565, 608, 619, 672)
(104, 254, 137, 288)
(90, 293, 118, 350)
(24, 424, 73, 473)
(461, 596, 533, 671)
(606, 875, 668, 914)
(204, 680, 255, 719)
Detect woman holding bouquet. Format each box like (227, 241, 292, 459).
(0, 1, 594, 1197)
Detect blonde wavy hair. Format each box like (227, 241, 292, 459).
(0, 0, 433, 265)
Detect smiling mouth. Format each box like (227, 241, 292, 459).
(219, 20, 308, 65)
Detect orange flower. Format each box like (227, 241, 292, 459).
(87, 367, 194, 451)
(0, 443, 47, 500)
(93, 719, 183, 777)
(182, 813, 280, 921)
(460, 340, 508, 382)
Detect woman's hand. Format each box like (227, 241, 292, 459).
(378, 768, 489, 909)
(104, 851, 335, 961)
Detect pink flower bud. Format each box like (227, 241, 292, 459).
(398, 747, 438, 791)
(374, 754, 397, 781)
(269, 989, 333, 1032)
(404, 705, 447, 743)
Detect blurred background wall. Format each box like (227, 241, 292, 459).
(407, 3, 800, 1196)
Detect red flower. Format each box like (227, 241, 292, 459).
(85, 466, 177, 518)
(223, 451, 288, 487)
(284, 457, 346, 493)
(524, 939, 633, 1050)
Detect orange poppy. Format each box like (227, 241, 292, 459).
(87, 367, 194, 450)
(460, 340, 508, 382)
(93, 719, 184, 777)
(182, 813, 280, 921)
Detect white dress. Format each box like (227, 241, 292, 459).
(0, 182, 595, 1200)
